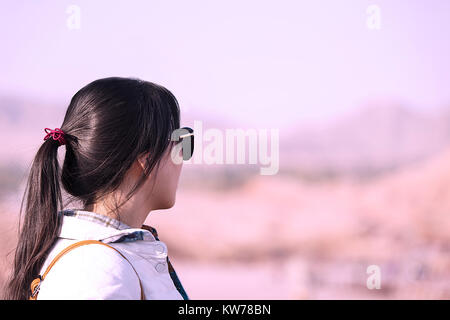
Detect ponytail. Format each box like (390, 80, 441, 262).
(4, 137, 64, 299)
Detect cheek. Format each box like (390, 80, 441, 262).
(152, 158, 182, 208)
(168, 160, 183, 189)
(168, 146, 183, 181)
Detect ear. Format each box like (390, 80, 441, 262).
(137, 153, 148, 172)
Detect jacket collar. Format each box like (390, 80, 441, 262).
(58, 209, 157, 243)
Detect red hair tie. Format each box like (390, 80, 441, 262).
(43, 128, 66, 146)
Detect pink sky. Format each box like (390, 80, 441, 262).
(0, 0, 449, 127)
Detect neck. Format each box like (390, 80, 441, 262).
(84, 195, 151, 229)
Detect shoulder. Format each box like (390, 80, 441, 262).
(37, 241, 142, 300)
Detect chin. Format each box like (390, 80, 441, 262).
(155, 197, 176, 210)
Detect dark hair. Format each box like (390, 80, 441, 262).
(4, 77, 180, 299)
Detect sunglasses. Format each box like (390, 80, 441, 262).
(169, 127, 194, 161)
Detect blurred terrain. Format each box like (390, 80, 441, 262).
(1, 96, 450, 299)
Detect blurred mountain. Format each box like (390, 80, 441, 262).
(282, 103, 450, 176)
(148, 144, 450, 261)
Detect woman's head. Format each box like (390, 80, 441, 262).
(62, 77, 181, 210)
(5, 77, 182, 299)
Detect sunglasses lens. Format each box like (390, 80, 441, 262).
(188, 134, 194, 159)
(178, 127, 194, 161)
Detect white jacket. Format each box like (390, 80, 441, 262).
(36, 209, 188, 300)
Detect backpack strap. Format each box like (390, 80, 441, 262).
(29, 239, 145, 300)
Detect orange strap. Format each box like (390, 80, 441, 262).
(29, 240, 145, 300)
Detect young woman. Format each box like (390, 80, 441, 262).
(4, 77, 193, 300)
